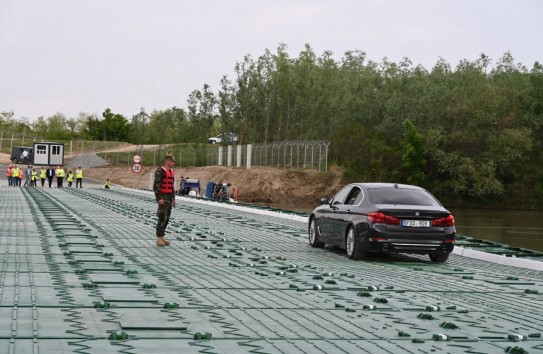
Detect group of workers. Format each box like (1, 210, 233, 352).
(6, 165, 84, 188)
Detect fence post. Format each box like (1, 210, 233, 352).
(246, 144, 252, 170)
(0, 131, 3, 152)
(227, 145, 232, 166)
(319, 145, 322, 171)
(236, 145, 242, 167)
(218, 146, 223, 166)
(325, 142, 329, 172)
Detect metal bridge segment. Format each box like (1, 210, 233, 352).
(0, 186, 542, 353)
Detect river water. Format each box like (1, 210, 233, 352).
(450, 208, 543, 252)
(267, 203, 543, 252)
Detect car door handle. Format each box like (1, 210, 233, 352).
(346, 209, 351, 213)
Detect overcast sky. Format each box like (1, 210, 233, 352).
(1, 0, 541, 121)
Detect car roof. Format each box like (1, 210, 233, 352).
(351, 182, 424, 190)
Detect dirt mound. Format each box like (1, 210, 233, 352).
(83, 165, 344, 209)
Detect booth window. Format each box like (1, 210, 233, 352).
(36, 145, 47, 155)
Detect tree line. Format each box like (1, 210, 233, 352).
(1, 44, 542, 207)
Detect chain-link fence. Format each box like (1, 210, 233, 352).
(98, 141, 330, 172)
(1, 130, 330, 172)
(214, 140, 330, 171)
(251, 140, 330, 171)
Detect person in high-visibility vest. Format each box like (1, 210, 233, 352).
(40, 167, 46, 188)
(7, 165, 13, 186)
(75, 167, 83, 188)
(31, 168, 37, 187)
(55, 165, 65, 188)
(104, 178, 111, 189)
(67, 170, 74, 187)
(153, 153, 176, 247)
(12, 165, 20, 186)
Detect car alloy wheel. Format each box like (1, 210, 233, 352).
(308, 218, 324, 248)
(346, 226, 365, 259)
(346, 228, 354, 256)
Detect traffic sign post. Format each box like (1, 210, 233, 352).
(132, 163, 142, 173)
(133, 155, 141, 164)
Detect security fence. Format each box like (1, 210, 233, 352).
(211, 141, 330, 171)
(112, 140, 330, 172)
(1, 130, 330, 172)
(251, 140, 330, 172)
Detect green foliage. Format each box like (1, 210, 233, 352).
(3, 48, 543, 208)
(402, 119, 426, 185)
(331, 123, 402, 182)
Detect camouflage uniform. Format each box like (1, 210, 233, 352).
(153, 167, 176, 238)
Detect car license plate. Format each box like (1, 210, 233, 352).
(401, 220, 430, 227)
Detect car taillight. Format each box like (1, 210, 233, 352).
(432, 215, 455, 227)
(443, 239, 455, 244)
(367, 212, 400, 225)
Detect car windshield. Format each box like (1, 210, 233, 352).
(368, 187, 441, 206)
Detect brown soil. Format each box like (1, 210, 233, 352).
(1, 151, 345, 210)
(84, 165, 345, 209)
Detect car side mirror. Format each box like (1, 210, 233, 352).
(320, 197, 329, 205)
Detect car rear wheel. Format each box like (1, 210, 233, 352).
(346, 226, 365, 259)
(429, 253, 449, 263)
(308, 218, 325, 248)
(12, 158, 18, 163)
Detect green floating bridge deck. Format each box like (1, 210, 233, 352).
(0, 186, 542, 354)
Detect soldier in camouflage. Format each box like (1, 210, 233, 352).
(153, 153, 176, 247)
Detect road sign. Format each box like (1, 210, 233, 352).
(133, 155, 141, 163)
(132, 163, 142, 173)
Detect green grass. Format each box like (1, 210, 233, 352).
(96, 143, 220, 167)
(0, 137, 126, 155)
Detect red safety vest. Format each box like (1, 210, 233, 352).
(160, 167, 175, 194)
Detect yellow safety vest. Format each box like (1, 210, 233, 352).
(31, 170, 37, 181)
(12, 168, 19, 177)
(67, 173, 73, 182)
(40, 170, 46, 179)
(57, 169, 65, 177)
(76, 169, 83, 178)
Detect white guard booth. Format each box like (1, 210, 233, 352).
(33, 142, 65, 166)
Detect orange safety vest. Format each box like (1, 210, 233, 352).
(160, 167, 175, 194)
(7, 167, 12, 177)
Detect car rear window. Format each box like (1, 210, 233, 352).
(368, 187, 441, 206)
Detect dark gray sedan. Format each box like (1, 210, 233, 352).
(308, 183, 455, 262)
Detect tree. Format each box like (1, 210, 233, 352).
(101, 108, 130, 141)
(187, 84, 217, 143)
(129, 107, 149, 144)
(402, 119, 426, 185)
